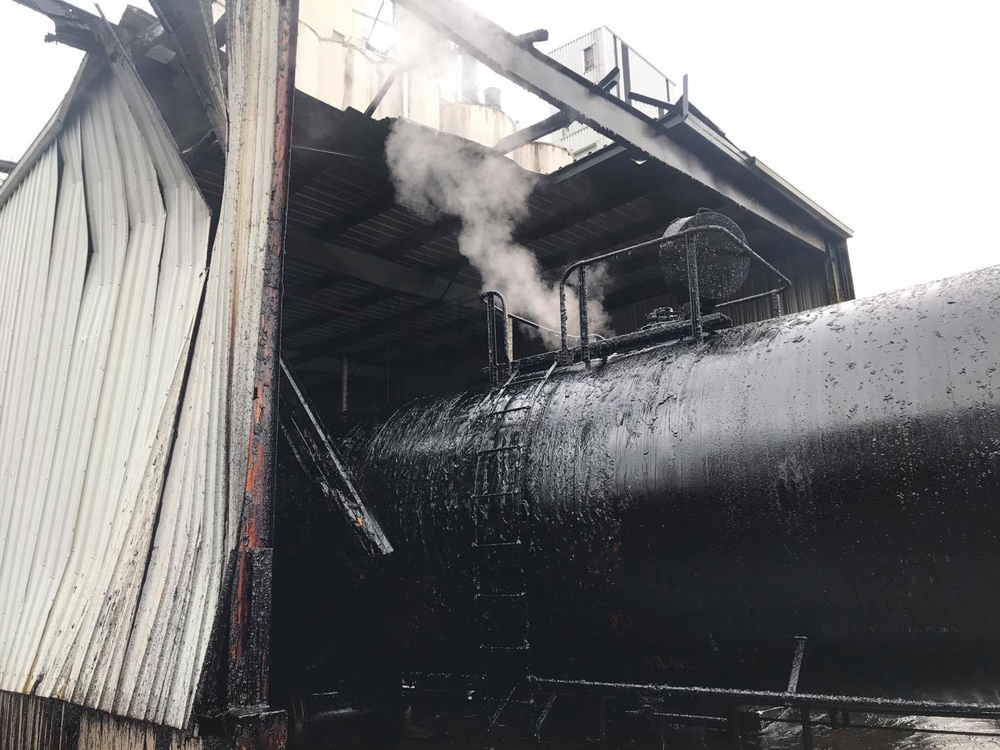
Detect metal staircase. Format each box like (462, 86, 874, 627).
(470, 363, 555, 731)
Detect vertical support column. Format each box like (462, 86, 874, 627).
(824, 238, 844, 304)
(578, 266, 590, 367)
(685, 235, 703, 342)
(227, 0, 298, 742)
(728, 707, 743, 750)
(770, 291, 784, 318)
(799, 708, 813, 750)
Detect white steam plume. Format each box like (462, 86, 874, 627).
(385, 123, 609, 346)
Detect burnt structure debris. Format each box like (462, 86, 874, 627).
(2, 1, 997, 750)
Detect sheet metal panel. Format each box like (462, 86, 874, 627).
(0, 689, 204, 750)
(0, 70, 213, 730)
(0, 0, 288, 730)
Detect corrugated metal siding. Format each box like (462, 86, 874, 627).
(0, 690, 203, 750)
(549, 29, 614, 157)
(114, 0, 282, 727)
(549, 28, 606, 81)
(0, 59, 220, 728)
(627, 47, 672, 115)
(549, 28, 676, 157)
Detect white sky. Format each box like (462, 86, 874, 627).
(2, 0, 998, 297)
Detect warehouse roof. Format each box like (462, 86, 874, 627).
(11, 0, 855, 386)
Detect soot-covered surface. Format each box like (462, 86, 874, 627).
(394, 709, 1000, 749)
(343, 264, 1000, 697)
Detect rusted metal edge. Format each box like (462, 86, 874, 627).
(227, 0, 299, 714)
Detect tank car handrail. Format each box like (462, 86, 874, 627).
(482, 290, 511, 386)
(558, 224, 793, 360)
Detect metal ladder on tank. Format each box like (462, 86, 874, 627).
(470, 361, 556, 733)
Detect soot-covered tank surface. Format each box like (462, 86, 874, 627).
(342, 264, 1000, 703)
(392, 712, 1000, 749)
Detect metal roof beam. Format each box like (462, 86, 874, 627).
(311, 191, 395, 241)
(287, 230, 481, 310)
(492, 69, 618, 156)
(516, 28, 548, 45)
(394, 0, 833, 252)
(289, 296, 460, 365)
(493, 110, 570, 155)
(283, 288, 399, 338)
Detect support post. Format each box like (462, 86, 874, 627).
(686, 235, 703, 342)
(227, 0, 298, 745)
(728, 708, 743, 750)
(597, 695, 607, 742)
(787, 636, 808, 694)
(578, 267, 590, 367)
(800, 708, 813, 750)
(770, 291, 784, 318)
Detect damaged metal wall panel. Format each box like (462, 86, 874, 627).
(118, 0, 288, 722)
(0, 69, 213, 730)
(0, 690, 205, 749)
(1, 0, 291, 733)
(146, 0, 227, 149)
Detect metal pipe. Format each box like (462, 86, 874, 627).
(558, 235, 664, 356)
(557, 225, 792, 357)
(508, 312, 604, 341)
(365, 68, 399, 117)
(483, 294, 497, 386)
(482, 290, 510, 385)
(531, 678, 1000, 718)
